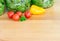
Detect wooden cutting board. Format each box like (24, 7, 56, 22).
(0, 0, 60, 41)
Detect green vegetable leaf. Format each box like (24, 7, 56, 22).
(20, 16, 27, 21)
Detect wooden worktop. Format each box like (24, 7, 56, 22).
(0, 0, 60, 41)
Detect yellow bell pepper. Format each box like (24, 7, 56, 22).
(30, 5, 45, 15)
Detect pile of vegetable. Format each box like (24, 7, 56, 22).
(7, 11, 31, 21)
(0, 0, 5, 16)
(0, 0, 54, 21)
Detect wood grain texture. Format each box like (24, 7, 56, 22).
(0, 0, 60, 41)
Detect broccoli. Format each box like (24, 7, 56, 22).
(5, 0, 31, 12)
(31, 0, 54, 9)
(0, 0, 5, 16)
